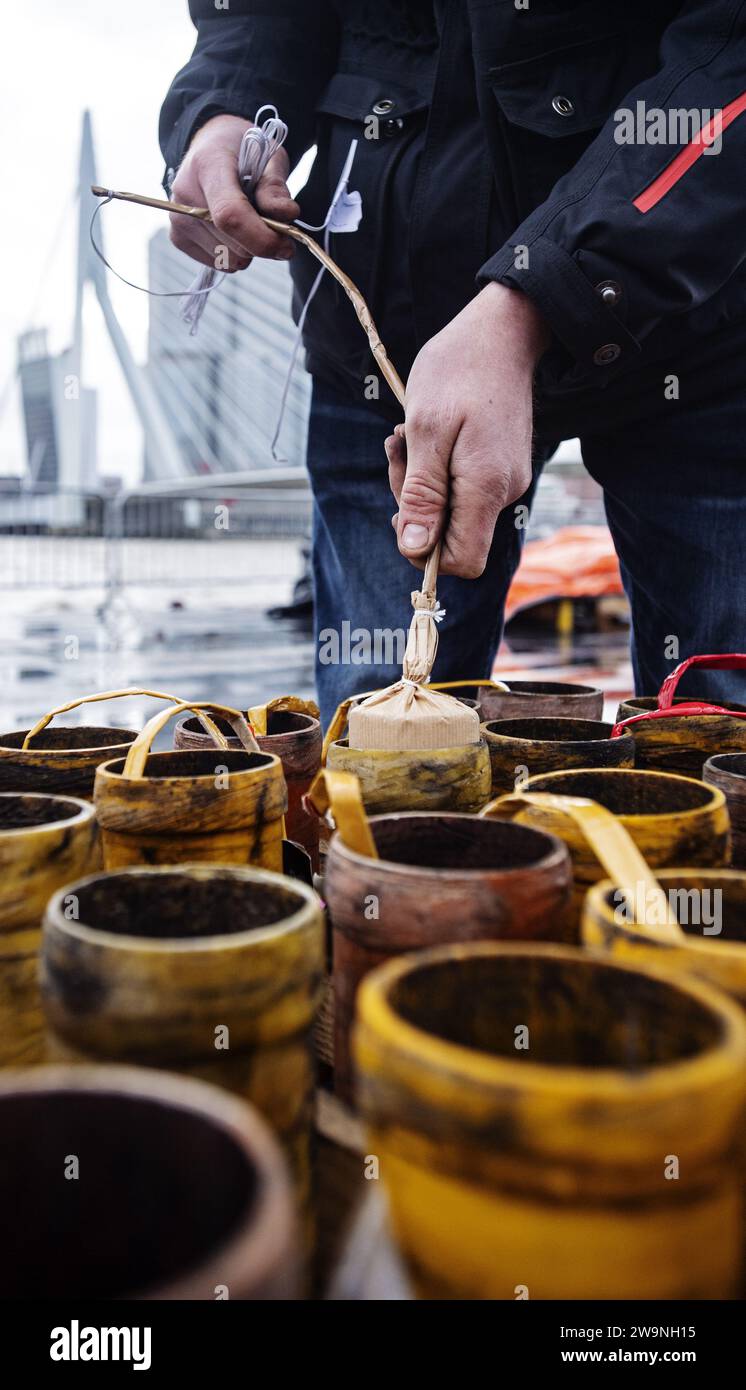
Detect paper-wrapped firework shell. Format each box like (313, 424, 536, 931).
(348, 681, 480, 751)
(346, 557, 480, 750)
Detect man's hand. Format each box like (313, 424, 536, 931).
(169, 114, 299, 270)
(386, 283, 550, 578)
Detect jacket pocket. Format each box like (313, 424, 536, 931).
(292, 70, 429, 376)
(488, 29, 662, 216)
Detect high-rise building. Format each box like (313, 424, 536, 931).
(17, 329, 60, 488)
(146, 229, 311, 478)
(11, 329, 96, 527)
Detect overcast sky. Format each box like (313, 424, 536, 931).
(0, 0, 200, 479)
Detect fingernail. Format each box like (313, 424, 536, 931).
(401, 523, 429, 550)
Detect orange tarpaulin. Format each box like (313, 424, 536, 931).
(504, 525, 623, 621)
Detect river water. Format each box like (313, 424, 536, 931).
(0, 532, 633, 737)
(0, 536, 314, 736)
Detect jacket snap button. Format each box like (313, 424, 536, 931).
(552, 95, 574, 116)
(597, 280, 622, 306)
(594, 343, 621, 366)
(372, 98, 395, 116)
(382, 117, 404, 137)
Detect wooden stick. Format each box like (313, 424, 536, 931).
(91, 186, 212, 221)
(91, 183, 440, 576)
(91, 184, 405, 405)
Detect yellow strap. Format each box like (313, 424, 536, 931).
(122, 701, 258, 780)
(480, 790, 684, 945)
(306, 768, 378, 858)
(322, 699, 355, 762)
(249, 705, 269, 737)
(321, 690, 382, 762)
(248, 695, 320, 737)
(425, 678, 511, 695)
(21, 687, 209, 750)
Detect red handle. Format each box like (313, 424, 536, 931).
(658, 653, 746, 710)
(612, 701, 746, 738)
(610, 654, 746, 737)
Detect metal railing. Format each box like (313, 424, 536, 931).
(0, 484, 312, 592)
(0, 455, 606, 594)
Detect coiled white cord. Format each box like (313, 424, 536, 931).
(180, 105, 288, 334)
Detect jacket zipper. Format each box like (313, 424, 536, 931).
(634, 91, 746, 213)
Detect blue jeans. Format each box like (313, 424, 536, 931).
(306, 379, 746, 729)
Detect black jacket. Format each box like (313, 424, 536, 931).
(160, 1, 746, 437)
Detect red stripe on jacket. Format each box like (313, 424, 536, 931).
(634, 93, 746, 213)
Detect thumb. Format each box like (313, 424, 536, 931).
(396, 417, 452, 561)
(254, 151, 300, 223)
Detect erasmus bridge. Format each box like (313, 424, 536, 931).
(0, 116, 320, 725)
(8, 113, 313, 537)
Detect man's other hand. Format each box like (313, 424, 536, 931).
(386, 283, 550, 578)
(169, 114, 298, 271)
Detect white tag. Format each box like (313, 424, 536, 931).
(326, 138, 363, 233)
(328, 188, 363, 232)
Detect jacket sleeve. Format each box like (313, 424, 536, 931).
(159, 1, 339, 180)
(478, 0, 746, 384)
